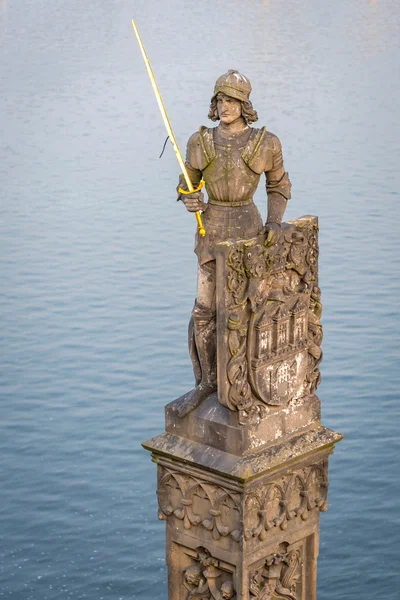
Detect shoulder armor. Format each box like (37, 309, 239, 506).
(242, 127, 266, 164)
(198, 126, 216, 166)
(186, 130, 202, 156)
(264, 130, 282, 153)
(243, 127, 282, 174)
(185, 129, 212, 172)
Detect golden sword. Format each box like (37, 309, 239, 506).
(131, 19, 206, 236)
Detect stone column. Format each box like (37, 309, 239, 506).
(143, 216, 342, 600)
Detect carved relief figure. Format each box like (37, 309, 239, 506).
(183, 547, 236, 600)
(249, 549, 302, 600)
(177, 70, 291, 417)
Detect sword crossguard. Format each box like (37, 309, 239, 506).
(178, 179, 205, 195)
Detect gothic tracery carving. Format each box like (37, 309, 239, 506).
(244, 464, 328, 540)
(157, 462, 328, 544)
(157, 467, 241, 542)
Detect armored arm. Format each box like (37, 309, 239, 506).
(265, 136, 291, 228)
(177, 132, 207, 212)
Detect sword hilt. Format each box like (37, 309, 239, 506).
(195, 212, 206, 237)
(178, 180, 206, 237)
(178, 179, 205, 195)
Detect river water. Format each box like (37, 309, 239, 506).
(1, 1, 399, 598)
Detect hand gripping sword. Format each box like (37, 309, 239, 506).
(131, 19, 206, 236)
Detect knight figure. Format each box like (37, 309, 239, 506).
(177, 69, 291, 417)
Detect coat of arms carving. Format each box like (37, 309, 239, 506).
(215, 216, 321, 425)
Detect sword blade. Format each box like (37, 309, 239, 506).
(131, 19, 194, 193)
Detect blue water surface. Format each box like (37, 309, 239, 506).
(1, 1, 399, 598)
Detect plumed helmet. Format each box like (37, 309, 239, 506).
(212, 69, 252, 103)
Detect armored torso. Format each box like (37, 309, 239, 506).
(181, 124, 285, 204)
(179, 124, 287, 265)
(202, 127, 260, 205)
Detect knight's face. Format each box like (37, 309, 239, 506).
(216, 93, 242, 124)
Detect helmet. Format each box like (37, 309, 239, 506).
(212, 69, 252, 103)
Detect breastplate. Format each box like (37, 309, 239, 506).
(202, 129, 261, 203)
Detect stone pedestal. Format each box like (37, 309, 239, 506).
(143, 393, 341, 600)
(143, 217, 342, 599)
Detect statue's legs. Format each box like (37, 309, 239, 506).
(178, 262, 217, 418)
(196, 260, 216, 310)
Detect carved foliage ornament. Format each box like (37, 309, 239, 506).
(244, 464, 328, 540)
(157, 467, 241, 542)
(157, 463, 327, 544)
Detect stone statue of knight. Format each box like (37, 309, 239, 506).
(177, 70, 292, 417)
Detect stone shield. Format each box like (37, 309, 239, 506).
(215, 217, 320, 425)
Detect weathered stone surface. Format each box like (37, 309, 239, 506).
(143, 422, 341, 600)
(143, 425, 341, 483)
(166, 392, 321, 457)
(140, 68, 342, 598)
(142, 212, 341, 597)
(215, 216, 322, 426)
